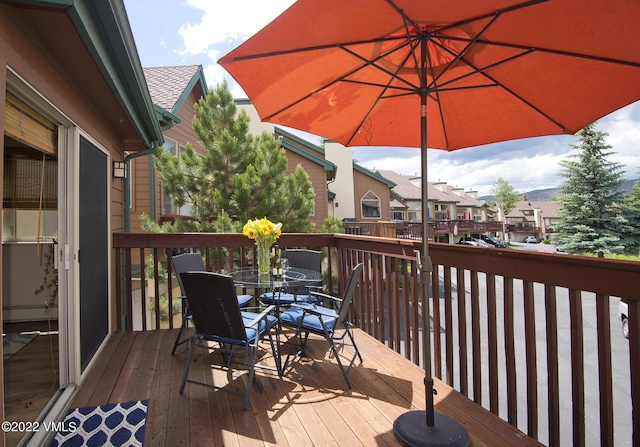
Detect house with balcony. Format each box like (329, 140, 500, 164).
(505, 200, 562, 242)
(376, 170, 498, 242)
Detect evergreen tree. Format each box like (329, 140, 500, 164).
(553, 123, 630, 256)
(620, 178, 640, 255)
(146, 81, 315, 233)
(489, 177, 521, 240)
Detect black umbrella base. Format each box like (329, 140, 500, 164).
(393, 411, 471, 447)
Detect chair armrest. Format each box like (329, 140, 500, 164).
(244, 305, 276, 328)
(309, 292, 342, 307)
(290, 303, 339, 318)
(310, 292, 342, 303)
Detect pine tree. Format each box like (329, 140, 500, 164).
(148, 81, 315, 233)
(553, 123, 630, 256)
(620, 179, 640, 255)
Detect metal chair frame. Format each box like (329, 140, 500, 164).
(280, 263, 364, 388)
(178, 271, 276, 410)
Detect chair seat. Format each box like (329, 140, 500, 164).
(259, 292, 317, 306)
(238, 294, 253, 307)
(240, 311, 277, 343)
(280, 304, 338, 333)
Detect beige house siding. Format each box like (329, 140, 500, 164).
(284, 150, 327, 229)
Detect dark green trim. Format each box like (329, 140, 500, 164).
(155, 105, 181, 129)
(275, 126, 325, 154)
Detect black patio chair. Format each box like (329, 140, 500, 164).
(279, 262, 364, 388)
(260, 249, 323, 306)
(171, 252, 253, 354)
(178, 271, 277, 410)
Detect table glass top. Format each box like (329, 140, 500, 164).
(228, 267, 322, 288)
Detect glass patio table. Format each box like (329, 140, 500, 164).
(227, 267, 323, 375)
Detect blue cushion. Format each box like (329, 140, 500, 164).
(237, 294, 253, 308)
(259, 292, 317, 306)
(279, 304, 337, 333)
(241, 311, 277, 343)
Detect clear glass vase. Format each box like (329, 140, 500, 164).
(257, 244, 271, 280)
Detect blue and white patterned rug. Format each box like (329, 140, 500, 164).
(50, 400, 148, 447)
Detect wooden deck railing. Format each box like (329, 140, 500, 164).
(112, 232, 640, 446)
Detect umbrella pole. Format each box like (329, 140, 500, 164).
(393, 39, 471, 447)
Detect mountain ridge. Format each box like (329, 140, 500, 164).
(480, 179, 639, 202)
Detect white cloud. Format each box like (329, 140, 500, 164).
(179, 0, 295, 55)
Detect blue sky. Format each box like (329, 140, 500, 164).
(124, 0, 640, 196)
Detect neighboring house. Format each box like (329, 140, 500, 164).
(0, 1, 163, 445)
(274, 127, 336, 228)
(129, 64, 207, 232)
(432, 181, 490, 221)
(238, 100, 396, 224)
(505, 200, 562, 241)
(235, 101, 337, 229)
(376, 170, 490, 222)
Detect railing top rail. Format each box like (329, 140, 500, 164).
(113, 232, 639, 300)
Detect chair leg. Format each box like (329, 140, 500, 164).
(243, 343, 258, 410)
(346, 326, 364, 364)
(325, 331, 353, 389)
(179, 336, 196, 394)
(172, 313, 191, 355)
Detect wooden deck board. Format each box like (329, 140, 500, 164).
(69, 328, 543, 447)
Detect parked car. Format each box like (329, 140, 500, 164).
(620, 299, 629, 339)
(523, 236, 539, 243)
(458, 237, 493, 248)
(481, 235, 507, 248)
(457, 239, 479, 246)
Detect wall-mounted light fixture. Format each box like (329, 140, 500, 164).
(112, 161, 127, 179)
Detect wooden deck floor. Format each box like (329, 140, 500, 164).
(72, 328, 542, 447)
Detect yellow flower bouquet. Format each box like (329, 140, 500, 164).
(243, 217, 282, 276)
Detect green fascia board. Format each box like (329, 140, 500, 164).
(23, 0, 164, 148)
(275, 126, 325, 154)
(353, 163, 396, 188)
(171, 65, 208, 115)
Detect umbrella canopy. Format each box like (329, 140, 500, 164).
(219, 0, 640, 151)
(219, 1, 640, 443)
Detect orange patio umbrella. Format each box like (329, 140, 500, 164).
(219, 1, 640, 445)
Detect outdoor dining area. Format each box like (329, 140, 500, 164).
(74, 230, 637, 446)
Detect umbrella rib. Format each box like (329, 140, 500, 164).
(459, 59, 570, 131)
(428, 14, 501, 90)
(345, 41, 422, 145)
(227, 34, 409, 63)
(422, 37, 451, 149)
(430, 46, 535, 91)
(338, 41, 421, 91)
(447, 36, 640, 69)
(262, 39, 421, 122)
